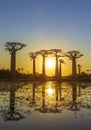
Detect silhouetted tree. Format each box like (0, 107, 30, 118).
(17, 68, 21, 72)
(29, 52, 38, 76)
(86, 69, 91, 75)
(65, 51, 83, 79)
(49, 49, 62, 77)
(4, 42, 26, 80)
(38, 50, 49, 77)
(17, 68, 24, 73)
(77, 64, 82, 75)
(59, 59, 65, 78)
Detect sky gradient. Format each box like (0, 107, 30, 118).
(0, 0, 91, 75)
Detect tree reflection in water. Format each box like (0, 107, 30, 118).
(35, 82, 62, 113)
(0, 81, 91, 121)
(78, 84, 81, 97)
(69, 82, 80, 111)
(31, 83, 36, 107)
(3, 83, 25, 121)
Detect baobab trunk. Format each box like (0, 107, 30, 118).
(11, 51, 16, 80)
(59, 62, 62, 78)
(72, 59, 76, 78)
(78, 65, 81, 75)
(78, 68, 81, 75)
(33, 58, 35, 76)
(55, 55, 58, 77)
(42, 56, 45, 77)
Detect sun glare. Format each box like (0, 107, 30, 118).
(46, 59, 55, 68)
(46, 87, 54, 96)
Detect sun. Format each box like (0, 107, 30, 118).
(46, 59, 55, 68)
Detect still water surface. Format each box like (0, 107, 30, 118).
(0, 81, 91, 130)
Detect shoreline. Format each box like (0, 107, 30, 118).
(0, 78, 91, 83)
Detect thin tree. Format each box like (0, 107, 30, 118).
(29, 52, 38, 76)
(49, 49, 62, 77)
(77, 64, 82, 75)
(59, 59, 65, 78)
(4, 42, 26, 80)
(65, 51, 83, 79)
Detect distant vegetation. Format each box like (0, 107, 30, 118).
(0, 68, 91, 82)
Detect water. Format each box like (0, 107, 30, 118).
(0, 81, 91, 130)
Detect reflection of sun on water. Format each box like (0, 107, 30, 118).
(46, 87, 54, 96)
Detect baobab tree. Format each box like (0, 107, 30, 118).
(49, 49, 62, 77)
(77, 64, 82, 75)
(4, 42, 26, 80)
(59, 59, 65, 78)
(38, 49, 49, 77)
(65, 51, 83, 79)
(29, 52, 38, 76)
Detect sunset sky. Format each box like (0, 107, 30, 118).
(0, 0, 91, 76)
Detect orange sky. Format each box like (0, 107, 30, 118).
(0, 42, 88, 76)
